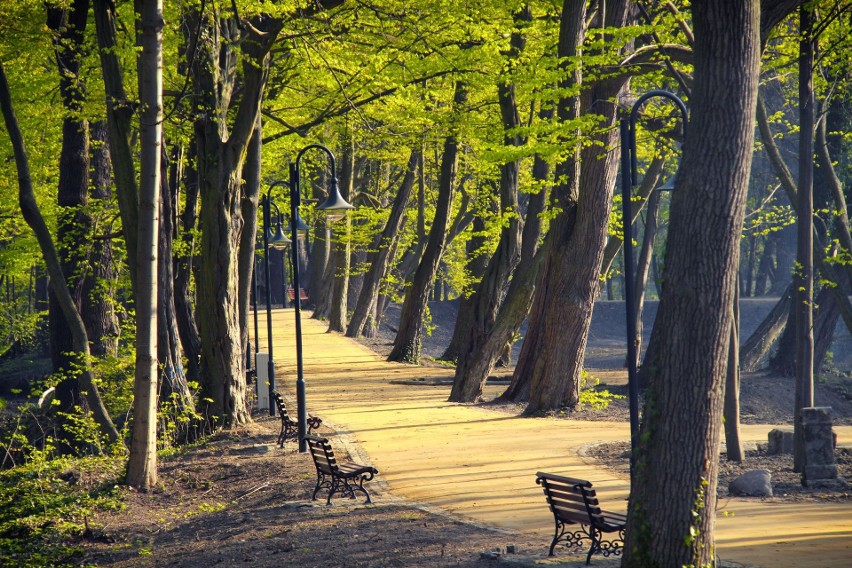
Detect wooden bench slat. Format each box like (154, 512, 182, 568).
(305, 435, 378, 505)
(271, 391, 322, 448)
(536, 472, 625, 565)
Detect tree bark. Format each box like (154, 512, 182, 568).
(94, 0, 139, 290)
(0, 61, 121, 446)
(388, 81, 466, 364)
(46, 0, 91, 442)
(442, 6, 528, 369)
(523, 0, 628, 415)
(327, 136, 354, 332)
(346, 150, 419, 338)
(127, 0, 163, 490)
(193, 13, 281, 425)
(442, 215, 490, 363)
(740, 284, 792, 371)
(624, 1, 761, 565)
(174, 144, 202, 386)
(85, 121, 120, 358)
(158, 144, 193, 414)
(725, 283, 744, 462)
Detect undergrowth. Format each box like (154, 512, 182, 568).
(578, 371, 624, 410)
(0, 449, 125, 567)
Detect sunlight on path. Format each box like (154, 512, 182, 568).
(260, 309, 852, 567)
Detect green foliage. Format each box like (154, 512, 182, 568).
(0, 424, 125, 567)
(578, 371, 624, 411)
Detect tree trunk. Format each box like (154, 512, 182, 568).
(387, 82, 466, 364)
(238, 115, 261, 396)
(740, 284, 792, 371)
(127, 0, 163, 490)
(633, 190, 660, 361)
(624, 1, 760, 565)
(0, 61, 121, 446)
(94, 0, 139, 290)
(158, 144, 193, 414)
(193, 15, 281, 426)
(47, 0, 95, 449)
(173, 144, 202, 386)
(443, 6, 528, 368)
(725, 283, 744, 462)
(85, 121, 120, 358)
(523, 0, 628, 415)
(327, 137, 354, 333)
(346, 150, 418, 338)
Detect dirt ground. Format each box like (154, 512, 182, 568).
(79, 417, 550, 568)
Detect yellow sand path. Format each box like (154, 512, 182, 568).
(261, 309, 852, 567)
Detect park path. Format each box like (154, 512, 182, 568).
(262, 309, 852, 567)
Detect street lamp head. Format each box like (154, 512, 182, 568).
(268, 220, 291, 250)
(317, 176, 354, 222)
(656, 172, 677, 192)
(285, 212, 310, 238)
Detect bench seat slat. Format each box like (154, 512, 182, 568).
(306, 435, 378, 505)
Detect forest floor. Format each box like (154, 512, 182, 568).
(4, 299, 852, 567)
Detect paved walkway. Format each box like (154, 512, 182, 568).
(261, 309, 852, 567)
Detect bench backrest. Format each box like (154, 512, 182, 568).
(536, 472, 605, 527)
(306, 435, 338, 476)
(271, 391, 292, 422)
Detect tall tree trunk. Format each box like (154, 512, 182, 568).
(85, 121, 120, 358)
(754, 234, 774, 295)
(47, 0, 94, 449)
(442, 6, 529, 368)
(192, 13, 281, 425)
(346, 150, 419, 338)
(624, 1, 761, 564)
(442, 214, 489, 363)
(173, 144, 202, 386)
(127, 0, 163, 490)
(238, 115, 262, 398)
(725, 283, 744, 462)
(476, 109, 551, 403)
(0, 61, 121, 445)
(158, 144, 193, 414)
(507, 0, 584, 410)
(94, 0, 139, 291)
(387, 81, 466, 364)
(793, 2, 815, 473)
(523, 0, 628, 415)
(328, 136, 354, 332)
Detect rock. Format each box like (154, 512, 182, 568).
(767, 428, 794, 455)
(729, 470, 773, 497)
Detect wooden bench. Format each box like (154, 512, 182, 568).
(271, 391, 321, 448)
(535, 472, 626, 564)
(305, 435, 378, 505)
(287, 288, 309, 302)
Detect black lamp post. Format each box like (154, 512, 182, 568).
(620, 90, 687, 475)
(289, 143, 354, 452)
(262, 184, 291, 416)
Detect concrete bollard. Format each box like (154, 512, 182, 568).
(801, 407, 837, 485)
